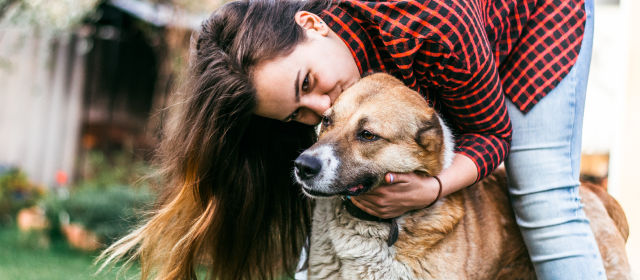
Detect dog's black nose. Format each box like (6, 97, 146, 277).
(294, 154, 322, 180)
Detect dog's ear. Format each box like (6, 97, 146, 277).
(415, 116, 444, 153)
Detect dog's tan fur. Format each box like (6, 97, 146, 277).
(296, 73, 630, 279)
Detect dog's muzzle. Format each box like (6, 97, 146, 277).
(293, 145, 341, 196)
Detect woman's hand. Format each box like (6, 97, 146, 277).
(350, 154, 479, 219)
(350, 172, 441, 219)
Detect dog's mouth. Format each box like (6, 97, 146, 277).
(340, 178, 375, 196)
(301, 187, 333, 197)
(301, 175, 378, 197)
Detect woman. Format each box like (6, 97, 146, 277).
(100, 0, 602, 279)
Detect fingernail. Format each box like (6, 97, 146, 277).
(386, 173, 394, 184)
(346, 195, 351, 200)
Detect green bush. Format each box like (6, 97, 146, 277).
(0, 167, 45, 224)
(78, 151, 156, 189)
(43, 150, 158, 246)
(74, 185, 152, 244)
(44, 184, 155, 246)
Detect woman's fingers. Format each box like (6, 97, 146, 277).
(351, 196, 400, 219)
(384, 172, 409, 184)
(349, 172, 431, 219)
(350, 197, 382, 217)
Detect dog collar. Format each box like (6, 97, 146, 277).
(342, 199, 399, 247)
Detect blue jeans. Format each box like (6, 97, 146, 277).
(504, 0, 604, 278)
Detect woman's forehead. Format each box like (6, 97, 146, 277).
(252, 55, 300, 118)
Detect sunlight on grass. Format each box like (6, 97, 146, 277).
(0, 226, 139, 280)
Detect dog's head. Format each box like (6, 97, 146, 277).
(294, 73, 454, 198)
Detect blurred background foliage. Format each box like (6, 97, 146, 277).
(0, 0, 223, 31)
(0, 0, 225, 243)
(0, 167, 45, 224)
(0, 0, 101, 31)
(151, 0, 224, 14)
(0, 1, 222, 276)
(0, 149, 156, 279)
(43, 150, 157, 244)
(0, 149, 157, 244)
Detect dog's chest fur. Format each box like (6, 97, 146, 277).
(308, 198, 415, 279)
(305, 178, 531, 280)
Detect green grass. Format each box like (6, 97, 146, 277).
(0, 226, 296, 280)
(0, 226, 140, 280)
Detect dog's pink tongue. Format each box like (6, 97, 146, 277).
(348, 184, 364, 192)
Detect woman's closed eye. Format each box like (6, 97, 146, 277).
(301, 72, 310, 92)
(285, 73, 311, 122)
(285, 108, 301, 122)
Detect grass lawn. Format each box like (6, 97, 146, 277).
(0, 225, 295, 280)
(0, 226, 139, 280)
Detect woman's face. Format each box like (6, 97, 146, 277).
(252, 12, 360, 125)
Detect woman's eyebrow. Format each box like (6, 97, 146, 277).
(281, 70, 303, 122)
(294, 69, 301, 102)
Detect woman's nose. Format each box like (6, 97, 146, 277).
(301, 93, 331, 116)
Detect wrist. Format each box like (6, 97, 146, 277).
(416, 176, 443, 210)
(425, 176, 442, 208)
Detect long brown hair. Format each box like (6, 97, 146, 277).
(97, 0, 330, 279)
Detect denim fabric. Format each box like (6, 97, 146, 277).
(504, 0, 604, 278)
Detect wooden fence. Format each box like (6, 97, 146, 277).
(0, 28, 89, 187)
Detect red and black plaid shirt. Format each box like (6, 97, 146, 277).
(321, 0, 586, 179)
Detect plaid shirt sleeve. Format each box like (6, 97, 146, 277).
(406, 2, 511, 181)
(435, 51, 512, 181)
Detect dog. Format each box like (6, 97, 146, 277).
(293, 73, 630, 279)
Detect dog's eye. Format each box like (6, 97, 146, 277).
(358, 130, 379, 141)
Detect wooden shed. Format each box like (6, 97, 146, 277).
(0, 0, 212, 187)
